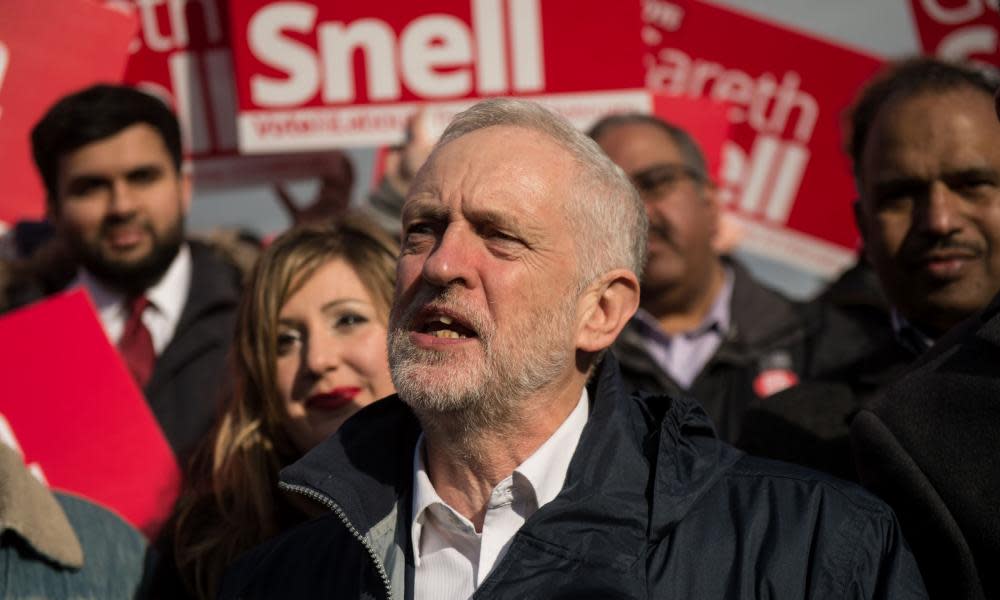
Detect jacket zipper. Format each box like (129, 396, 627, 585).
(280, 481, 394, 600)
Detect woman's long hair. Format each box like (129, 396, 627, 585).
(170, 213, 398, 599)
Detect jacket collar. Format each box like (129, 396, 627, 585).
(281, 355, 738, 556)
(0, 444, 83, 569)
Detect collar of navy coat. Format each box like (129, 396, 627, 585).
(279, 353, 742, 574)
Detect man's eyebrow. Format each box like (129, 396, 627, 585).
(402, 200, 449, 224)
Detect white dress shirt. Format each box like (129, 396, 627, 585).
(76, 244, 192, 355)
(411, 388, 589, 600)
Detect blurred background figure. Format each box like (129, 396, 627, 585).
(589, 113, 834, 442)
(0, 442, 150, 598)
(273, 150, 355, 226)
(12, 84, 247, 465)
(157, 213, 397, 599)
(356, 109, 437, 238)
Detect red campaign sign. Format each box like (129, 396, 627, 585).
(0, 290, 181, 539)
(644, 0, 884, 277)
(228, 0, 647, 152)
(908, 0, 1000, 66)
(0, 1, 136, 226)
(650, 94, 731, 180)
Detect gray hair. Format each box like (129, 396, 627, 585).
(587, 112, 709, 182)
(434, 98, 648, 286)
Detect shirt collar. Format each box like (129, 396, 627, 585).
(410, 388, 589, 559)
(633, 265, 734, 340)
(890, 307, 935, 355)
(145, 243, 192, 325)
(74, 243, 191, 321)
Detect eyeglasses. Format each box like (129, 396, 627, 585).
(630, 163, 706, 200)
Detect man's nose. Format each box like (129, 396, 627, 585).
(107, 179, 138, 215)
(421, 225, 478, 289)
(917, 181, 965, 237)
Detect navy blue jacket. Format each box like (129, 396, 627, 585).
(221, 356, 926, 599)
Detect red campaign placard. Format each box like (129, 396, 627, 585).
(0, 290, 180, 539)
(908, 0, 1000, 66)
(650, 94, 731, 180)
(119, 0, 236, 158)
(228, 0, 647, 152)
(644, 0, 884, 277)
(0, 1, 137, 226)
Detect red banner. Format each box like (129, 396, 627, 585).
(0, 1, 137, 226)
(644, 0, 883, 277)
(228, 0, 647, 152)
(908, 0, 1000, 67)
(0, 290, 180, 539)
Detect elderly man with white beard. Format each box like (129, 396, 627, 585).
(220, 99, 926, 599)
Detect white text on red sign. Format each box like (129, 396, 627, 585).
(918, 0, 1000, 60)
(246, 0, 545, 107)
(0, 40, 8, 121)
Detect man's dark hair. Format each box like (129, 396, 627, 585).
(587, 113, 709, 182)
(847, 57, 998, 181)
(31, 84, 183, 204)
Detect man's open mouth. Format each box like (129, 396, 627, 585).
(416, 310, 479, 340)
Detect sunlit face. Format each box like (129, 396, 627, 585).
(51, 123, 190, 294)
(388, 126, 583, 423)
(593, 122, 717, 308)
(276, 258, 395, 454)
(857, 88, 1000, 335)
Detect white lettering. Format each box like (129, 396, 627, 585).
(473, 0, 507, 94)
(643, 0, 684, 31)
(249, 2, 321, 107)
(919, 0, 996, 24)
(246, 0, 545, 107)
(648, 47, 817, 143)
(400, 16, 472, 98)
(169, 51, 211, 153)
(765, 142, 809, 223)
(0, 40, 8, 119)
(937, 25, 999, 60)
(133, 0, 225, 53)
(136, 0, 173, 52)
(510, 0, 545, 92)
(319, 19, 398, 103)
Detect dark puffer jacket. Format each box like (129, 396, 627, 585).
(221, 356, 926, 599)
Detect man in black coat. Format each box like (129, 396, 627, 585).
(739, 57, 1000, 481)
(222, 98, 926, 598)
(846, 79, 1000, 600)
(22, 84, 242, 463)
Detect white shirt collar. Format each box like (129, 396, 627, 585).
(410, 387, 590, 562)
(145, 243, 192, 329)
(74, 243, 192, 354)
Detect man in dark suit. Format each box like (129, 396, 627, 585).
(846, 77, 1000, 600)
(27, 84, 241, 462)
(739, 57, 1000, 480)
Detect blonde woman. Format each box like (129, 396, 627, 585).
(161, 214, 398, 599)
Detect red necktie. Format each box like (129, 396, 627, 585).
(118, 296, 155, 388)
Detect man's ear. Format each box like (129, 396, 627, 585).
(575, 268, 640, 353)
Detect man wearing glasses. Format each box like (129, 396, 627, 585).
(590, 114, 821, 442)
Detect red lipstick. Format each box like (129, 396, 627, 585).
(305, 387, 361, 411)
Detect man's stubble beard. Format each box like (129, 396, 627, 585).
(387, 286, 578, 439)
